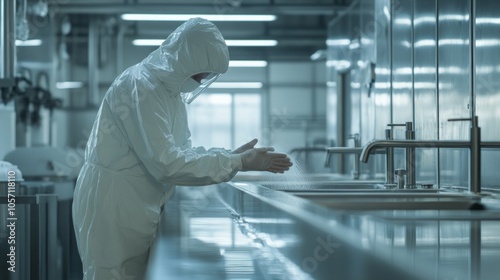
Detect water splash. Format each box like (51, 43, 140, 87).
(263, 154, 310, 190)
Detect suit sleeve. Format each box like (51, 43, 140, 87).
(113, 82, 242, 186)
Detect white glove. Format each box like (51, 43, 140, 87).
(232, 138, 258, 154)
(240, 147, 293, 173)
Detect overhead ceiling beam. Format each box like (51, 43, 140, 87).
(50, 3, 345, 16)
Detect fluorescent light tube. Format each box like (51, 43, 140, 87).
(210, 82, 263, 89)
(132, 39, 278, 47)
(132, 39, 164, 46)
(56, 81, 84, 89)
(121, 14, 276, 22)
(326, 39, 350, 46)
(225, 40, 277, 47)
(15, 39, 42, 46)
(229, 60, 268, 67)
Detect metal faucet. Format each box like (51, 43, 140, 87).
(361, 140, 469, 189)
(289, 147, 328, 155)
(448, 117, 481, 193)
(325, 147, 362, 179)
(325, 147, 364, 165)
(387, 122, 416, 188)
(394, 169, 407, 189)
(385, 128, 395, 185)
(325, 134, 386, 180)
(348, 134, 361, 179)
(359, 116, 500, 193)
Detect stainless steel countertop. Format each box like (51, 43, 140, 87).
(146, 182, 500, 280)
(145, 185, 313, 280)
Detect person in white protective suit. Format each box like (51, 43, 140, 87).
(72, 17, 292, 280)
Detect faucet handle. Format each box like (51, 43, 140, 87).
(388, 122, 414, 139)
(395, 169, 407, 189)
(348, 133, 359, 139)
(387, 123, 406, 127)
(387, 122, 413, 131)
(448, 116, 479, 127)
(348, 133, 360, 147)
(385, 128, 393, 140)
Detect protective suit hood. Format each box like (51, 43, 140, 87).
(141, 17, 229, 98)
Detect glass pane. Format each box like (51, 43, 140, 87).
(188, 94, 231, 148)
(188, 93, 261, 150)
(234, 94, 261, 149)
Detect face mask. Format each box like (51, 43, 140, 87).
(180, 77, 201, 93)
(180, 73, 222, 104)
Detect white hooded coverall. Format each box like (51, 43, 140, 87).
(72, 18, 241, 280)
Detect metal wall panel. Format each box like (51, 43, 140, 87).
(327, 0, 382, 177)
(475, 0, 500, 188)
(438, 0, 471, 187)
(356, 0, 383, 177)
(391, 0, 414, 173)
(391, 0, 414, 127)
(346, 7, 361, 145)
(358, 0, 375, 142)
(327, 0, 361, 145)
(327, 0, 500, 189)
(367, 0, 393, 177)
(413, 0, 438, 184)
(326, 1, 359, 174)
(373, 0, 391, 140)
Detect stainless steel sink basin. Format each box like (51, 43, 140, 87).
(373, 209, 500, 221)
(286, 192, 484, 211)
(261, 181, 439, 193)
(233, 173, 352, 182)
(247, 180, 498, 211)
(287, 192, 467, 199)
(305, 199, 483, 211)
(262, 180, 387, 189)
(279, 188, 439, 193)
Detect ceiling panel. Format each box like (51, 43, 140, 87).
(45, 0, 354, 60)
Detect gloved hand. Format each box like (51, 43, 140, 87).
(240, 147, 293, 173)
(232, 138, 258, 154)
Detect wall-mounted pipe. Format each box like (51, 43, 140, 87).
(0, 0, 16, 87)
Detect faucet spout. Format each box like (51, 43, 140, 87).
(326, 147, 363, 154)
(325, 147, 364, 179)
(325, 147, 363, 168)
(360, 140, 470, 163)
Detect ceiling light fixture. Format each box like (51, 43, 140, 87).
(229, 60, 268, 67)
(210, 82, 263, 89)
(56, 81, 84, 89)
(132, 39, 163, 46)
(225, 40, 277, 47)
(15, 39, 42, 46)
(326, 39, 350, 46)
(121, 14, 276, 22)
(132, 39, 277, 47)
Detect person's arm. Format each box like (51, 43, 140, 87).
(115, 87, 241, 186)
(180, 129, 231, 155)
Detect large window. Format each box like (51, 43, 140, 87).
(187, 93, 261, 149)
